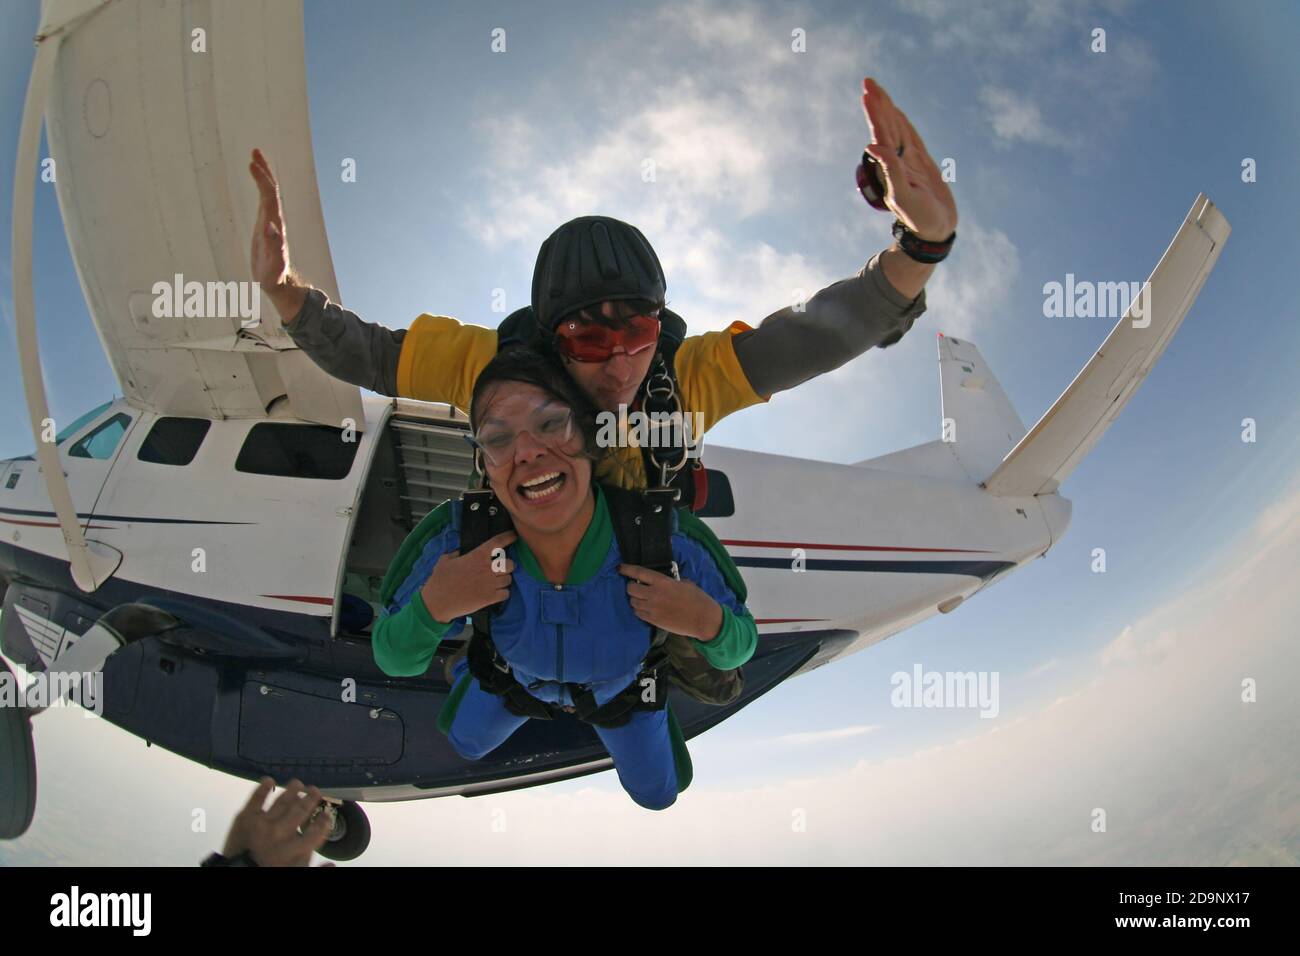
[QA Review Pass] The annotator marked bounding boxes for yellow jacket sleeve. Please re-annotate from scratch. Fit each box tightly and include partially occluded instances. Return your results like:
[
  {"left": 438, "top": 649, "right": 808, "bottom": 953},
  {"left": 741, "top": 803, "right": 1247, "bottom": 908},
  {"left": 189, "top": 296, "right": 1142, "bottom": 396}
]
[
  {"left": 673, "top": 321, "right": 770, "bottom": 433},
  {"left": 396, "top": 314, "right": 500, "bottom": 411},
  {"left": 396, "top": 313, "right": 766, "bottom": 435}
]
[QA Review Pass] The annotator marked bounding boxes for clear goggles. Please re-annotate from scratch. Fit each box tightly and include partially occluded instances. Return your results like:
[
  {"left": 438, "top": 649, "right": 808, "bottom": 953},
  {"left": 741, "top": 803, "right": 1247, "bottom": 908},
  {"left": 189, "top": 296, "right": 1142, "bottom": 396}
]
[{"left": 465, "top": 401, "right": 577, "bottom": 468}]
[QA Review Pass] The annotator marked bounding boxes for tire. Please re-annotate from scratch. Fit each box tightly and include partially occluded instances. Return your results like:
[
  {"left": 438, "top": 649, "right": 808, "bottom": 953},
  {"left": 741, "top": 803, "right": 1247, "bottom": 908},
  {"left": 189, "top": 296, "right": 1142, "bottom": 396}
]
[
  {"left": 0, "top": 657, "right": 37, "bottom": 839},
  {"left": 316, "top": 800, "right": 370, "bottom": 862}
]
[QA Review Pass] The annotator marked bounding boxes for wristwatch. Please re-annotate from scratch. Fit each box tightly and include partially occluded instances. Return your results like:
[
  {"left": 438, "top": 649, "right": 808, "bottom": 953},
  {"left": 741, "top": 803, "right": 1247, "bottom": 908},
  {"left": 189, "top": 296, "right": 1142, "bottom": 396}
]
[{"left": 891, "top": 219, "right": 956, "bottom": 264}]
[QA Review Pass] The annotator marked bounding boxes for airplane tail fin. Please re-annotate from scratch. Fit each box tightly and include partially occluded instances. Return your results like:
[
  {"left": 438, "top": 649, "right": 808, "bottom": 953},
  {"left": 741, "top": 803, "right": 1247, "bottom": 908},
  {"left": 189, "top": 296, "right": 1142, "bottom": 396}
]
[
  {"left": 983, "top": 194, "right": 1230, "bottom": 497},
  {"left": 852, "top": 334, "right": 1024, "bottom": 482},
  {"left": 937, "top": 334, "right": 1027, "bottom": 483}
]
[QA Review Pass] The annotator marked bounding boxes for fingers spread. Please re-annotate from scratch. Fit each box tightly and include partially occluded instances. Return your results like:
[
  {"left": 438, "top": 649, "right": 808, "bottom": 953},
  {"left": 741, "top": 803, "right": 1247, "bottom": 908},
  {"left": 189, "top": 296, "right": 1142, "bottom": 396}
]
[
  {"left": 242, "top": 777, "right": 276, "bottom": 816},
  {"left": 268, "top": 778, "right": 306, "bottom": 821},
  {"left": 283, "top": 785, "right": 327, "bottom": 832}
]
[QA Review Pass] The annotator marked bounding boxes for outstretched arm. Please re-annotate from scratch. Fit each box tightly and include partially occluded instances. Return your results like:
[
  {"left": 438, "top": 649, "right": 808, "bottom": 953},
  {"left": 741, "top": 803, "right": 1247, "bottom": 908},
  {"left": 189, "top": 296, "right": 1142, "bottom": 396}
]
[
  {"left": 731, "top": 252, "right": 928, "bottom": 397},
  {"left": 729, "top": 78, "right": 957, "bottom": 398},
  {"left": 248, "top": 148, "right": 407, "bottom": 396},
  {"left": 283, "top": 288, "right": 407, "bottom": 397}
]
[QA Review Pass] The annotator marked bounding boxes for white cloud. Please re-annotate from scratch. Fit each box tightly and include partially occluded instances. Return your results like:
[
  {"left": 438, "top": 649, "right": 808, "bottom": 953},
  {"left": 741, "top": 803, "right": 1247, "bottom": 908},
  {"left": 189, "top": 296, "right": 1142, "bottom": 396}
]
[
  {"left": 1099, "top": 623, "right": 1178, "bottom": 666},
  {"left": 899, "top": 0, "right": 1158, "bottom": 157},
  {"left": 979, "top": 86, "right": 1069, "bottom": 148},
  {"left": 458, "top": 0, "right": 922, "bottom": 336},
  {"left": 922, "top": 219, "right": 1020, "bottom": 340},
  {"left": 904, "top": 0, "right": 1071, "bottom": 58},
  {"left": 1026, "top": 657, "right": 1061, "bottom": 679},
  {"left": 766, "top": 724, "right": 880, "bottom": 746}
]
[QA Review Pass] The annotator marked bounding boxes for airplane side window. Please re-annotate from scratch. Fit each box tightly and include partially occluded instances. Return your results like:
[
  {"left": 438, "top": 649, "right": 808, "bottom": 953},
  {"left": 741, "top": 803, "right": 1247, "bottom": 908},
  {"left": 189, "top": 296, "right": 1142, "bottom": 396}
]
[
  {"left": 235, "top": 423, "right": 358, "bottom": 480},
  {"left": 694, "top": 469, "right": 736, "bottom": 518},
  {"left": 68, "top": 413, "right": 133, "bottom": 461},
  {"left": 138, "top": 417, "right": 211, "bottom": 466}
]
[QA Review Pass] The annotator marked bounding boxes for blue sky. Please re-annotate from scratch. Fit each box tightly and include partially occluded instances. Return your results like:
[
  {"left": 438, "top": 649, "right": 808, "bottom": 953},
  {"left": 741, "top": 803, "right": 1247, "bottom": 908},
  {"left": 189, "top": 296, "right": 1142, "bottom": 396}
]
[{"left": 2, "top": 0, "right": 1298, "bottom": 864}]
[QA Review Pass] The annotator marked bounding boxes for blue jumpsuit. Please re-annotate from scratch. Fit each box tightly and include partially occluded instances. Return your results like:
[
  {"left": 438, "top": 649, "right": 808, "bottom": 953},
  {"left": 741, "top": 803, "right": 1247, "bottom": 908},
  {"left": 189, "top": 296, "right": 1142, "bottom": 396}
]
[{"left": 382, "top": 486, "right": 755, "bottom": 810}]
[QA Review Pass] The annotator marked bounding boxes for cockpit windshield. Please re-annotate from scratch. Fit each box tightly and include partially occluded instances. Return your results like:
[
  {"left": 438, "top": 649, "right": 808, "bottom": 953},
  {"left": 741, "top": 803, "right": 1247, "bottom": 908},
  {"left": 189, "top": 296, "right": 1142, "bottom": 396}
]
[{"left": 54, "top": 400, "right": 114, "bottom": 445}]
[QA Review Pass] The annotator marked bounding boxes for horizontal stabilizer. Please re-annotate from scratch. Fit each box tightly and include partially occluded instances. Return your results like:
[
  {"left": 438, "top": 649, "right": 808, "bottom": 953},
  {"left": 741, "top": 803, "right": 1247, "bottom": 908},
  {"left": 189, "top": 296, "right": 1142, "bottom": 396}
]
[{"left": 984, "top": 194, "right": 1230, "bottom": 497}]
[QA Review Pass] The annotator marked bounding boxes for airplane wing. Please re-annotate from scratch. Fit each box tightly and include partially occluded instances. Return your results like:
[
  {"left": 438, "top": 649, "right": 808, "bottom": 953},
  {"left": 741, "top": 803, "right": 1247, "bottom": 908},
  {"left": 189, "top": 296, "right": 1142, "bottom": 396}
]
[{"left": 40, "top": 0, "right": 364, "bottom": 428}]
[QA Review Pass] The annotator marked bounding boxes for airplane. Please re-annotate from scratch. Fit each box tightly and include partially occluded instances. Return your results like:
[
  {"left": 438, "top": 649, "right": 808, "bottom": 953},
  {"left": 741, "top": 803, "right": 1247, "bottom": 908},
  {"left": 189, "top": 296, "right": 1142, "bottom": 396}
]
[{"left": 0, "top": 0, "right": 1230, "bottom": 860}]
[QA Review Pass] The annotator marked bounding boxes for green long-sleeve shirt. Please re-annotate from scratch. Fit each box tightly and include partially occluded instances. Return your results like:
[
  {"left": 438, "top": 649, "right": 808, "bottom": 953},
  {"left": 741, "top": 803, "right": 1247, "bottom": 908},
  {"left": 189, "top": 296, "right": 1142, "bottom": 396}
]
[{"left": 372, "top": 487, "right": 757, "bottom": 678}]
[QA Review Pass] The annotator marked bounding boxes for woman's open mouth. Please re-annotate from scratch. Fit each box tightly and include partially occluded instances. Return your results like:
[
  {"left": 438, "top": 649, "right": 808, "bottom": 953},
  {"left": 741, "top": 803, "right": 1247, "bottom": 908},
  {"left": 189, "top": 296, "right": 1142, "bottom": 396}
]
[{"left": 517, "top": 471, "right": 566, "bottom": 503}]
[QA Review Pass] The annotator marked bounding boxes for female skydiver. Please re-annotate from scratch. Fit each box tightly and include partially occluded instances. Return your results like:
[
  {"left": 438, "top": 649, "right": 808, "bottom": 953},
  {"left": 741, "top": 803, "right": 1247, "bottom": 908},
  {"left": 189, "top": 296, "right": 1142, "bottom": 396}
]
[{"left": 370, "top": 348, "right": 757, "bottom": 810}]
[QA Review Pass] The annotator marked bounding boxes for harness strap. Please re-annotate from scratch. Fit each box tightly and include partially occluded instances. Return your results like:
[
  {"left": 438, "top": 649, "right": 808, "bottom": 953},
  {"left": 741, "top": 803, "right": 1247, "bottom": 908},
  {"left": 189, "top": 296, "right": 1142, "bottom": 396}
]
[
  {"left": 565, "top": 630, "right": 670, "bottom": 727},
  {"left": 458, "top": 484, "right": 677, "bottom": 729},
  {"left": 461, "top": 488, "right": 512, "bottom": 636}
]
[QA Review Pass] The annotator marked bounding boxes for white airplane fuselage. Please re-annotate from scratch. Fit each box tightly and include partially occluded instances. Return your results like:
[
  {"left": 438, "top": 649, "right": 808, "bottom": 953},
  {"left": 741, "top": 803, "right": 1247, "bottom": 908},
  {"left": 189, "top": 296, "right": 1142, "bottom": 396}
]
[{"left": 0, "top": 390, "right": 1069, "bottom": 674}]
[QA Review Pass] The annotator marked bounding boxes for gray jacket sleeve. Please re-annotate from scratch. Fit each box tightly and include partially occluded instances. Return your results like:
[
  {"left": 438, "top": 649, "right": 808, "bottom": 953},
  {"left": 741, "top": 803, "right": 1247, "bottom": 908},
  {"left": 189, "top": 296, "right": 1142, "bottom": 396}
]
[
  {"left": 281, "top": 288, "right": 406, "bottom": 397},
  {"left": 730, "top": 251, "right": 928, "bottom": 397}
]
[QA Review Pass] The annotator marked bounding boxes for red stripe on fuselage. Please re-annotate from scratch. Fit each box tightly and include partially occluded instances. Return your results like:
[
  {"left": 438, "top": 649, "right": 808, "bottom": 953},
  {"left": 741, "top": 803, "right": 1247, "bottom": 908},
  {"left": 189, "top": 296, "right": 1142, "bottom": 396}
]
[
  {"left": 0, "top": 516, "right": 113, "bottom": 530},
  {"left": 261, "top": 594, "right": 335, "bottom": 606},
  {"left": 720, "top": 538, "right": 993, "bottom": 554}
]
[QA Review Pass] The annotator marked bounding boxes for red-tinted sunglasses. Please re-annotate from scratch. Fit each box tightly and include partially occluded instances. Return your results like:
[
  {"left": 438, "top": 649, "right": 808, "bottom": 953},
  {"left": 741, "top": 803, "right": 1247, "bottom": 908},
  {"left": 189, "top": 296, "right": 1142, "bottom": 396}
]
[{"left": 553, "top": 312, "right": 661, "bottom": 363}]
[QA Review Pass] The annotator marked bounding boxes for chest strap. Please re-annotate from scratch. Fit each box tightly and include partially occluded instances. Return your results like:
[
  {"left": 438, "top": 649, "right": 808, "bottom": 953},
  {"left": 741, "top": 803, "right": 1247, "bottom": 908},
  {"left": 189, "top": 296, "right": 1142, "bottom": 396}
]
[{"left": 457, "top": 485, "right": 674, "bottom": 729}]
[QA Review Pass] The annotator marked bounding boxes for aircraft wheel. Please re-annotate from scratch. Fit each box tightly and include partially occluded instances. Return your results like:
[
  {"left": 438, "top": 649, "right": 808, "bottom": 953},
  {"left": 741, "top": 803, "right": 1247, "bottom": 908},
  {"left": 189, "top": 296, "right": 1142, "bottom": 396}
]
[
  {"left": 0, "top": 657, "right": 37, "bottom": 839},
  {"left": 316, "top": 800, "right": 370, "bottom": 862}
]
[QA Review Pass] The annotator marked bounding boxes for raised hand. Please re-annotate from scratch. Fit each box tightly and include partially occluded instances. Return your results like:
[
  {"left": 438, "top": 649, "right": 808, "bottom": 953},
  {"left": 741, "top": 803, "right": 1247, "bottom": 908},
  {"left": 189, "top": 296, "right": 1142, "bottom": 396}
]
[
  {"left": 248, "top": 148, "right": 308, "bottom": 322},
  {"left": 221, "top": 777, "right": 334, "bottom": 867},
  {"left": 420, "top": 531, "right": 518, "bottom": 623},
  {"left": 861, "top": 78, "right": 958, "bottom": 242}
]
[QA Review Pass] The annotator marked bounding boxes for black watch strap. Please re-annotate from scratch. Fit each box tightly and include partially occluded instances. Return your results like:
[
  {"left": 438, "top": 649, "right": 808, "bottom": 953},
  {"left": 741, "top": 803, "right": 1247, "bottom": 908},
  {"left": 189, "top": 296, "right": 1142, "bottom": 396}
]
[{"left": 892, "top": 219, "right": 956, "bottom": 264}]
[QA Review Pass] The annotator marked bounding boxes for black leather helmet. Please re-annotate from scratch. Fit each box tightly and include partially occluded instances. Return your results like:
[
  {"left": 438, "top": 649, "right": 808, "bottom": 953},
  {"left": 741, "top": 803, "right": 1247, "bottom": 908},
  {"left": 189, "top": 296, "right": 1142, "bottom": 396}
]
[{"left": 531, "top": 216, "right": 666, "bottom": 332}]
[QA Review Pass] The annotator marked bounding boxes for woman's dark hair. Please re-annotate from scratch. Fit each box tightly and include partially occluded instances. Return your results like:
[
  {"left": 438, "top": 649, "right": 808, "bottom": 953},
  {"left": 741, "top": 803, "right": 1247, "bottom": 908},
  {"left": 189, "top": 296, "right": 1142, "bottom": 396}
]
[{"left": 469, "top": 346, "right": 604, "bottom": 466}]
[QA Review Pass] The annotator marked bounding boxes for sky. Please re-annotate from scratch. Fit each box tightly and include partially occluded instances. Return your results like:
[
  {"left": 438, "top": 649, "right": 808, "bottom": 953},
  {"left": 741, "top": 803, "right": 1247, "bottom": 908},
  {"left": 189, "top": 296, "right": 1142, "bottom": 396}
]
[{"left": 1, "top": 0, "right": 1298, "bottom": 865}]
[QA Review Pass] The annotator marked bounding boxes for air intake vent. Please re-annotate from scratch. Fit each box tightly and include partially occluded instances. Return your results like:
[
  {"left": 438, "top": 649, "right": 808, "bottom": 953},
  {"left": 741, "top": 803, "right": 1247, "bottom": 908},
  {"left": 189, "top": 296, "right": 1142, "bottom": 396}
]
[{"left": 388, "top": 417, "right": 475, "bottom": 526}]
